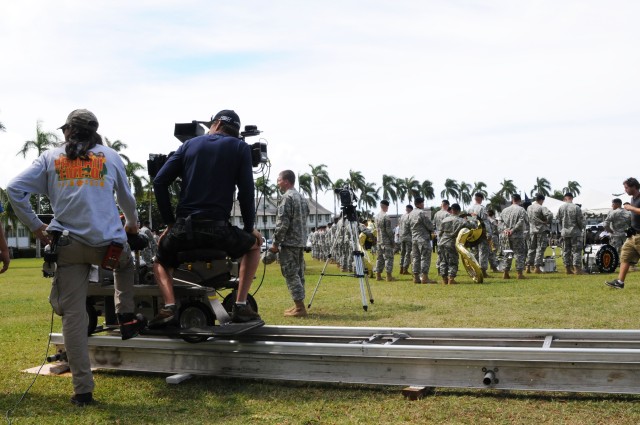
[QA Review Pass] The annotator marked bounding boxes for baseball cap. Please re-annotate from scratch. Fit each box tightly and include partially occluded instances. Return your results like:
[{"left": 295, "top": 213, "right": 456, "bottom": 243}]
[
  {"left": 211, "top": 109, "right": 241, "bottom": 130},
  {"left": 59, "top": 109, "right": 99, "bottom": 131}
]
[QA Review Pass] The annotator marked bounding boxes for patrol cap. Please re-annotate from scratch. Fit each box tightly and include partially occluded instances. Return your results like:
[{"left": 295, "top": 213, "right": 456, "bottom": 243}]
[
  {"left": 59, "top": 109, "right": 99, "bottom": 131},
  {"left": 380, "top": 199, "right": 390, "bottom": 206},
  {"left": 415, "top": 197, "right": 425, "bottom": 204},
  {"left": 211, "top": 109, "right": 241, "bottom": 130}
]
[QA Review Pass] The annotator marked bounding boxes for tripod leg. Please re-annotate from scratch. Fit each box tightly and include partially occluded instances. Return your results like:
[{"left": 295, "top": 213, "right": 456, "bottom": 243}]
[{"left": 307, "top": 255, "right": 332, "bottom": 310}]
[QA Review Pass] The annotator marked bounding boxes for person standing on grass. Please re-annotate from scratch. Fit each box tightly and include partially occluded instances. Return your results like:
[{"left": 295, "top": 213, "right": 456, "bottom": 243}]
[
  {"left": 270, "top": 170, "right": 310, "bottom": 317},
  {"left": 0, "top": 201, "right": 10, "bottom": 273},
  {"left": 606, "top": 178, "right": 640, "bottom": 289}
]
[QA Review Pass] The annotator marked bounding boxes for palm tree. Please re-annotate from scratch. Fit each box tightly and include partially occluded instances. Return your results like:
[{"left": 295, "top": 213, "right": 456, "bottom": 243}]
[
  {"left": 0, "top": 121, "right": 5, "bottom": 132},
  {"left": 381, "top": 174, "right": 399, "bottom": 214},
  {"left": 125, "top": 161, "right": 146, "bottom": 200},
  {"left": 459, "top": 181, "right": 472, "bottom": 207},
  {"left": 440, "top": 179, "right": 459, "bottom": 201},
  {"left": 104, "top": 137, "right": 131, "bottom": 165},
  {"left": 394, "top": 177, "right": 408, "bottom": 210},
  {"left": 402, "top": 177, "right": 420, "bottom": 203},
  {"left": 562, "top": 180, "right": 582, "bottom": 196},
  {"left": 497, "top": 179, "right": 517, "bottom": 198},
  {"left": 331, "top": 178, "right": 347, "bottom": 217},
  {"left": 0, "top": 187, "right": 20, "bottom": 250},
  {"left": 255, "top": 176, "right": 275, "bottom": 234},
  {"left": 472, "top": 181, "right": 488, "bottom": 199},
  {"left": 346, "top": 170, "right": 367, "bottom": 196},
  {"left": 488, "top": 192, "right": 508, "bottom": 211},
  {"left": 359, "top": 182, "right": 380, "bottom": 212},
  {"left": 16, "top": 121, "right": 60, "bottom": 257},
  {"left": 421, "top": 180, "right": 435, "bottom": 202},
  {"left": 298, "top": 173, "right": 313, "bottom": 199},
  {"left": 530, "top": 177, "right": 552, "bottom": 197},
  {"left": 309, "top": 164, "right": 332, "bottom": 229}
]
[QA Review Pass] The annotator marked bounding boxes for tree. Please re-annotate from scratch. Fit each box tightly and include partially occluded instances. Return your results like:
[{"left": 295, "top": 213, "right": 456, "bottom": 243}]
[
  {"left": 440, "top": 179, "right": 459, "bottom": 201},
  {"left": 298, "top": 173, "right": 313, "bottom": 199},
  {"left": 498, "top": 179, "right": 517, "bottom": 198},
  {"left": 472, "top": 181, "right": 488, "bottom": 199},
  {"left": 381, "top": 174, "right": 399, "bottom": 214},
  {"left": 331, "top": 178, "right": 347, "bottom": 217},
  {"left": 459, "top": 181, "right": 472, "bottom": 207},
  {"left": 255, "top": 176, "right": 275, "bottom": 234},
  {"left": 104, "top": 137, "right": 131, "bottom": 165},
  {"left": 530, "top": 177, "right": 552, "bottom": 197},
  {"left": 309, "top": 164, "right": 332, "bottom": 229},
  {"left": 0, "top": 187, "right": 20, "bottom": 250},
  {"left": 125, "top": 161, "right": 146, "bottom": 200},
  {"left": 563, "top": 180, "right": 582, "bottom": 196},
  {"left": 402, "top": 177, "right": 420, "bottom": 203},
  {"left": 16, "top": 121, "right": 60, "bottom": 257},
  {"left": 488, "top": 192, "right": 508, "bottom": 212},
  {"left": 346, "top": 170, "right": 367, "bottom": 196},
  {"left": 359, "top": 182, "right": 380, "bottom": 212},
  {"left": 394, "top": 177, "right": 407, "bottom": 209},
  {"left": 421, "top": 180, "right": 435, "bottom": 202}
]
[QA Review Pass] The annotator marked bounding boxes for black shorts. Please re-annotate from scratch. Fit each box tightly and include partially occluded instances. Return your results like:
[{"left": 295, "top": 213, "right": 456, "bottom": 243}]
[{"left": 156, "top": 220, "right": 257, "bottom": 268}]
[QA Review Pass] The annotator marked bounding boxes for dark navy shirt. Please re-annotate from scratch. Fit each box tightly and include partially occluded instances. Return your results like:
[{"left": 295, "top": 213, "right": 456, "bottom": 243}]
[
  {"left": 632, "top": 195, "right": 640, "bottom": 231},
  {"left": 154, "top": 133, "right": 255, "bottom": 232}
]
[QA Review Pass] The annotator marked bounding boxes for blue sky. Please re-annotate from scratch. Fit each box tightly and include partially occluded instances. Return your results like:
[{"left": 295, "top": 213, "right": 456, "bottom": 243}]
[{"left": 1, "top": 0, "right": 639, "bottom": 212}]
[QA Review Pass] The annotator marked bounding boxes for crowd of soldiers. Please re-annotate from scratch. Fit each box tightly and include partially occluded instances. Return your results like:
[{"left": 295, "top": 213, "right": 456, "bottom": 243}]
[{"left": 306, "top": 191, "right": 634, "bottom": 282}]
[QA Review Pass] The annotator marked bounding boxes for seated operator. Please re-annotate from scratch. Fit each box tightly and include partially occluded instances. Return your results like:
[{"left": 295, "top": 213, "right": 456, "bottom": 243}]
[{"left": 149, "top": 109, "right": 263, "bottom": 327}]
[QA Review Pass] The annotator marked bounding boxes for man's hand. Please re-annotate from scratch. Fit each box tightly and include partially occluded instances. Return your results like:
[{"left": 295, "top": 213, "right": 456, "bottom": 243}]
[
  {"left": 125, "top": 223, "right": 139, "bottom": 234},
  {"left": 252, "top": 229, "right": 263, "bottom": 248},
  {"left": 0, "top": 250, "right": 9, "bottom": 274},
  {"left": 34, "top": 224, "right": 51, "bottom": 246}
]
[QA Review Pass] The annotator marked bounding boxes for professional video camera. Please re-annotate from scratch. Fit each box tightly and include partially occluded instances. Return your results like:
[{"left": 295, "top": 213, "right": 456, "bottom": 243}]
[
  {"left": 338, "top": 186, "right": 358, "bottom": 222},
  {"left": 147, "top": 120, "right": 268, "bottom": 178}
]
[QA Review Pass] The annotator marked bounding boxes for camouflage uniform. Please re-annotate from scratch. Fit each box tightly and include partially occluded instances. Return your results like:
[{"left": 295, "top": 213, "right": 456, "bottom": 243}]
[
  {"left": 500, "top": 203, "right": 528, "bottom": 272},
  {"left": 374, "top": 209, "right": 395, "bottom": 274},
  {"left": 139, "top": 225, "right": 157, "bottom": 265},
  {"left": 467, "top": 203, "right": 492, "bottom": 272},
  {"left": 433, "top": 209, "right": 450, "bottom": 271},
  {"left": 604, "top": 207, "right": 631, "bottom": 254},
  {"left": 273, "top": 188, "right": 310, "bottom": 302},
  {"left": 398, "top": 212, "right": 413, "bottom": 271},
  {"left": 557, "top": 201, "right": 584, "bottom": 269},
  {"left": 409, "top": 207, "right": 434, "bottom": 275},
  {"left": 438, "top": 214, "right": 476, "bottom": 278},
  {"left": 526, "top": 202, "right": 553, "bottom": 268}
]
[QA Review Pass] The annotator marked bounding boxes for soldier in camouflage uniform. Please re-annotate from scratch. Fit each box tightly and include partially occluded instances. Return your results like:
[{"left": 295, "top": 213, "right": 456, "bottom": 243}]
[
  {"left": 438, "top": 203, "right": 476, "bottom": 284},
  {"left": 398, "top": 205, "right": 413, "bottom": 275},
  {"left": 433, "top": 200, "right": 450, "bottom": 273},
  {"left": 139, "top": 220, "right": 157, "bottom": 266},
  {"left": 604, "top": 198, "right": 631, "bottom": 255},
  {"left": 409, "top": 197, "right": 437, "bottom": 284},
  {"left": 374, "top": 200, "right": 396, "bottom": 281},
  {"left": 557, "top": 192, "right": 585, "bottom": 275},
  {"left": 467, "top": 193, "right": 493, "bottom": 278},
  {"left": 526, "top": 194, "right": 553, "bottom": 274},
  {"left": 270, "top": 170, "right": 310, "bottom": 317},
  {"left": 500, "top": 194, "right": 529, "bottom": 279},
  {"left": 486, "top": 209, "right": 500, "bottom": 272}
]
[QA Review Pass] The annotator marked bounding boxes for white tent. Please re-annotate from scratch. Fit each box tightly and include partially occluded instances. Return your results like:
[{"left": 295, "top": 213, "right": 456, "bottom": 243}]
[{"left": 574, "top": 190, "right": 616, "bottom": 214}]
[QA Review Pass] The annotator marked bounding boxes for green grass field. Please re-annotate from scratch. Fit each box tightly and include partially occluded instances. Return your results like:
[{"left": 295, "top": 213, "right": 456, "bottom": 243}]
[{"left": 2, "top": 255, "right": 640, "bottom": 424}]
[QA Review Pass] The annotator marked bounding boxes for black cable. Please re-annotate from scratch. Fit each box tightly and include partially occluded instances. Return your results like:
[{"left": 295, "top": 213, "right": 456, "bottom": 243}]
[{"left": 5, "top": 308, "right": 56, "bottom": 425}]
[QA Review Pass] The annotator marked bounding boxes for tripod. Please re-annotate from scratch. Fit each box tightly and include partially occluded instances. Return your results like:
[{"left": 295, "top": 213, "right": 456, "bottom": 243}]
[{"left": 308, "top": 207, "right": 374, "bottom": 311}]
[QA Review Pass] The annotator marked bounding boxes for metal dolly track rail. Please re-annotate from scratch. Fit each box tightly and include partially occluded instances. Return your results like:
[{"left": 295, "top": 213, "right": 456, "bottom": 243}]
[{"left": 50, "top": 326, "right": 640, "bottom": 394}]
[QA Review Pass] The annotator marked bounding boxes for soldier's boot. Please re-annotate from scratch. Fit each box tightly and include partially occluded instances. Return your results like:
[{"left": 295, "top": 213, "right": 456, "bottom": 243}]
[
  {"left": 565, "top": 265, "right": 574, "bottom": 275},
  {"left": 574, "top": 267, "right": 587, "bottom": 275},
  {"left": 421, "top": 273, "right": 437, "bottom": 284},
  {"left": 534, "top": 266, "right": 543, "bottom": 274},
  {"left": 284, "top": 300, "right": 307, "bottom": 318},
  {"left": 517, "top": 271, "right": 526, "bottom": 279},
  {"left": 386, "top": 272, "right": 396, "bottom": 282},
  {"left": 482, "top": 268, "right": 489, "bottom": 278},
  {"left": 491, "top": 264, "right": 500, "bottom": 273},
  {"left": 448, "top": 276, "right": 459, "bottom": 285},
  {"left": 399, "top": 267, "right": 404, "bottom": 275},
  {"left": 525, "top": 265, "right": 531, "bottom": 274},
  {"left": 413, "top": 274, "right": 422, "bottom": 284},
  {"left": 284, "top": 305, "right": 297, "bottom": 314},
  {"left": 376, "top": 272, "right": 383, "bottom": 281},
  {"left": 503, "top": 271, "right": 511, "bottom": 279},
  {"left": 442, "top": 275, "right": 448, "bottom": 285}
]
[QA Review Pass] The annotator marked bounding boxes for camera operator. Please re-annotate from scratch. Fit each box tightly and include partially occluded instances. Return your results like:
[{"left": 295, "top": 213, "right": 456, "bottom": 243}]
[
  {"left": 150, "top": 109, "right": 262, "bottom": 326},
  {"left": 269, "top": 170, "right": 310, "bottom": 317},
  {"left": 7, "top": 109, "right": 145, "bottom": 406},
  {"left": 606, "top": 177, "right": 640, "bottom": 289}
]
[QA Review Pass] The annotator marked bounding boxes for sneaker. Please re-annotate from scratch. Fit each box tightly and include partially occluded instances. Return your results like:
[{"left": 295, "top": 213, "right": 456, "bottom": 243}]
[
  {"left": 231, "top": 303, "right": 261, "bottom": 323},
  {"left": 118, "top": 313, "right": 147, "bottom": 340},
  {"left": 148, "top": 305, "right": 177, "bottom": 328},
  {"left": 70, "top": 392, "right": 94, "bottom": 407},
  {"left": 605, "top": 279, "right": 624, "bottom": 289}
]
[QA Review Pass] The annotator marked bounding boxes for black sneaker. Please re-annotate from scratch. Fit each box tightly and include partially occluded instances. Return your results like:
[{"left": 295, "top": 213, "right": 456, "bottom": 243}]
[
  {"left": 118, "top": 313, "right": 147, "bottom": 340},
  {"left": 231, "top": 304, "right": 261, "bottom": 323},
  {"left": 70, "top": 392, "right": 94, "bottom": 407},
  {"left": 605, "top": 279, "right": 624, "bottom": 289},
  {"left": 148, "top": 305, "right": 177, "bottom": 328}
]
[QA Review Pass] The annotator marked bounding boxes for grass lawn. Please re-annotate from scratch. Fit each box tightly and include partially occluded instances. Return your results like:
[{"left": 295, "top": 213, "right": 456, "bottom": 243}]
[{"left": 2, "top": 255, "right": 640, "bottom": 424}]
